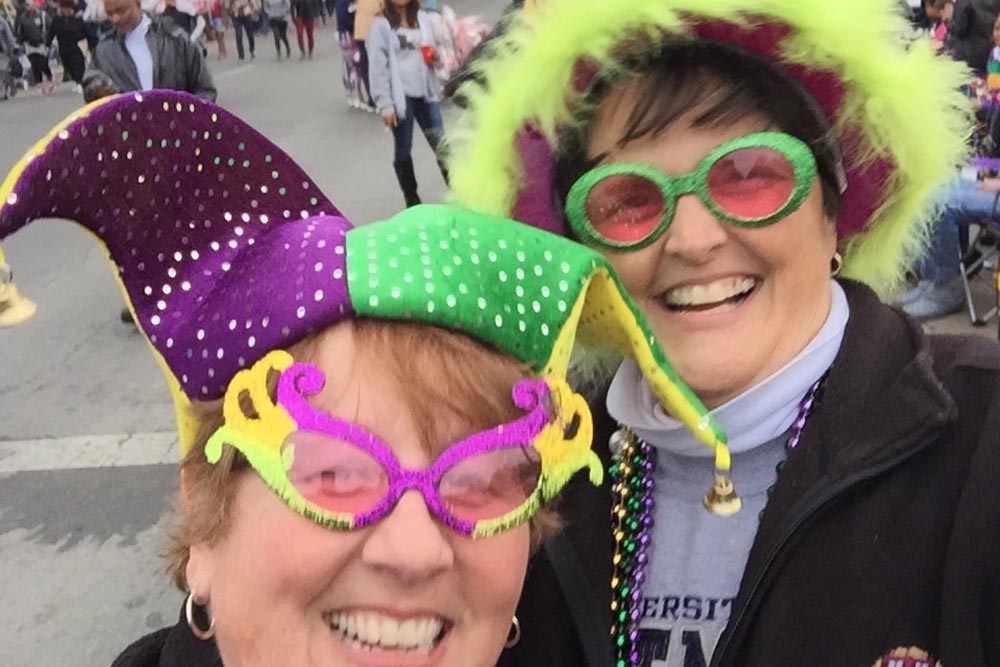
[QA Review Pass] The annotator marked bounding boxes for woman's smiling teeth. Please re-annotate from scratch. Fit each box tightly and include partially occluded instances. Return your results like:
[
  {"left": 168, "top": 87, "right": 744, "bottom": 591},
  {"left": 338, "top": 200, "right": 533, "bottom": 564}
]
[
  {"left": 325, "top": 610, "right": 445, "bottom": 653},
  {"left": 662, "top": 277, "right": 758, "bottom": 311}
]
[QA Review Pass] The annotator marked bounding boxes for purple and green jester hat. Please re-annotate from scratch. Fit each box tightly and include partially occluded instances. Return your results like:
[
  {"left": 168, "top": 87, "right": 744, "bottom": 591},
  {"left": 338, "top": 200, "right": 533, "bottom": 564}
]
[{"left": 0, "top": 90, "right": 728, "bottom": 538}]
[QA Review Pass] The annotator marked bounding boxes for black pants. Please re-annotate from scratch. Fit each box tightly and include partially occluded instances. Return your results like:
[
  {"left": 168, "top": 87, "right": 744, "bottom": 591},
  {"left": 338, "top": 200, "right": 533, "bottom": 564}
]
[
  {"left": 357, "top": 40, "right": 371, "bottom": 104},
  {"left": 269, "top": 17, "right": 290, "bottom": 55},
  {"left": 232, "top": 15, "right": 256, "bottom": 59},
  {"left": 26, "top": 52, "right": 52, "bottom": 82},
  {"left": 60, "top": 47, "right": 85, "bottom": 84}
]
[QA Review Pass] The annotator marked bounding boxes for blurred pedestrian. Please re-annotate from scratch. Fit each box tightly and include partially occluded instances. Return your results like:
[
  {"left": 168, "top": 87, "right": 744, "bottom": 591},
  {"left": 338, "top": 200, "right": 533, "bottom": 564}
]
[
  {"left": 82, "top": 0, "right": 110, "bottom": 51},
  {"left": 207, "top": 0, "right": 226, "bottom": 57},
  {"left": 334, "top": 0, "right": 366, "bottom": 106},
  {"left": 261, "top": 0, "right": 288, "bottom": 58},
  {"left": 83, "top": 0, "right": 216, "bottom": 101},
  {"left": 225, "top": 0, "right": 255, "bottom": 59},
  {"left": 368, "top": 0, "right": 446, "bottom": 207},
  {"left": 944, "top": 0, "right": 1000, "bottom": 73},
  {"left": 51, "top": 0, "right": 86, "bottom": 92},
  {"left": 0, "top": 8, "right": 18, "bottom": 98},
  {"left": 160, "top": 0, "right": 195, "bottom": 32},
  {"left": 289, "top": 0, "right": 312, "bottom": 58},
  {"left": 353, "top": 0, "right": 380, "bottom": 110},
  {"left": 17, "top": 0, "right": 55, "bottom": 95},
  {"left": 925, "top": 0, "right": 955, "bottom": 45}
]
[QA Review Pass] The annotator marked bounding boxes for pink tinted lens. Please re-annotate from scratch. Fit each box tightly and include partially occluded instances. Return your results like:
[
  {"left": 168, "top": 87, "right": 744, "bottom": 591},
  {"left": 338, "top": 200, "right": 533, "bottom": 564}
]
[
  {"left": 282, "top": 431, "right": 388, "bottom": 515},
  {"left": 706, "top": 146, "right": 796, "bottom": 220},
  {"left": 585, "top": 174, "right": 666, "bottom": 243},
  {"left": 438, "top": 447, "right": 542, "bottom": 523}
]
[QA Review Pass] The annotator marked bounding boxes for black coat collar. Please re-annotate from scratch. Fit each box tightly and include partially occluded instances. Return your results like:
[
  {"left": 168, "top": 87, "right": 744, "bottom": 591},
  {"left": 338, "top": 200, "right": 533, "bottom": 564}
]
[{"left": 112, "top": 605, "right": 221, "bottom": 667}]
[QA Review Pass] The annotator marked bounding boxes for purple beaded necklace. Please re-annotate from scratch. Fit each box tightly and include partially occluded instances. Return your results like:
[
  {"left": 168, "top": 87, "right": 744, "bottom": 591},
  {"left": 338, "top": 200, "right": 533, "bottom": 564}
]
[{"left": 608, "top": 376, "right": 826, "bottom": 667}]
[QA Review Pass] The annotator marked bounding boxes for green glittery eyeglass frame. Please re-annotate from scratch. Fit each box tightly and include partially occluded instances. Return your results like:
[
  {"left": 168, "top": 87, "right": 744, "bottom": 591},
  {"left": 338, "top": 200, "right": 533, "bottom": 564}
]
[{"left": 564, "top": 132, "right": 819, "bottom": 252}]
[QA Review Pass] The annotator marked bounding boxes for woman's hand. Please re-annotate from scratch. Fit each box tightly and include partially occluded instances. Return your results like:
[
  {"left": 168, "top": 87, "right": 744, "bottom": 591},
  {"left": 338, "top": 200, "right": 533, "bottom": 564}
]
[{"left": 381, "top": 110, "right": 398, "bottom": 128}]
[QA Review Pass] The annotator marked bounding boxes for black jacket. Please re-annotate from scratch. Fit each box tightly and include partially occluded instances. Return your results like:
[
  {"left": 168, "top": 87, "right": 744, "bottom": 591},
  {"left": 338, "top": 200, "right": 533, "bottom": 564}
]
[
  {"left": 112, "top": 606, "right": 221, "bottom": 667},
  {"left": 945, "top": 0, "right": 1000, "bottom": 73},
  {"left": 500, "top": 280, "right": 1000, "bottom": 667},
  {"left": 16, "top": 9, "right": 51, "bottom": 47},
  {"left": 82, "top": 16, "right": 216, "bottom": 103},
  {"left": 48, "top": 14, "right": 86, "bottom": 54},
  {"left": 290, "top": 0, "right": 314, "bottom": 20}
]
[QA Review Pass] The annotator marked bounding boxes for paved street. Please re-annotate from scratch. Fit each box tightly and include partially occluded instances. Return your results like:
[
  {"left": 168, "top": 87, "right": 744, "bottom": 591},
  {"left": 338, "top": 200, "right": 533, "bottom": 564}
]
[
  {"left": 1, "top": 2, "right": 998, "bottom": 664},
  {"left": 0, "top": 2, "right": 502, "bottom": 665}
]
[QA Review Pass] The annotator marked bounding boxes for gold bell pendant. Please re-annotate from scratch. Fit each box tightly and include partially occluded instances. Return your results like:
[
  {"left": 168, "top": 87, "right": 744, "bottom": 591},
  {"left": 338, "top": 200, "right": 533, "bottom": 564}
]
[
  {"left": 703, "top": 472, "right": 742, "bottom": 516},
  {"left": 0, "top": 281, "right": 37, "bottom": 328}
]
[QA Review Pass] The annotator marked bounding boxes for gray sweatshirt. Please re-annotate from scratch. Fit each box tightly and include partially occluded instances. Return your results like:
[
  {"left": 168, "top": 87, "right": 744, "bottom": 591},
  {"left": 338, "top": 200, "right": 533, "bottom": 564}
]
[
  {"left": 367, "top": 11, "right": 442, "bottom": 117},
  {"left": 262, "top": 0, "right": 290, "bottom": 20}
]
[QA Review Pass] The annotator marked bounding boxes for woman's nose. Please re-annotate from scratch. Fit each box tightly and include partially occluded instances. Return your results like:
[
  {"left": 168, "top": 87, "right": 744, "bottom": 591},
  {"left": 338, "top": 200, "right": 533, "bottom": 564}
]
[
  {"left": 661, "top": 194, "right": 729, "bottom": 264},
  {"left": 361, "top": 490, "right": 455, "bottom": 583}
]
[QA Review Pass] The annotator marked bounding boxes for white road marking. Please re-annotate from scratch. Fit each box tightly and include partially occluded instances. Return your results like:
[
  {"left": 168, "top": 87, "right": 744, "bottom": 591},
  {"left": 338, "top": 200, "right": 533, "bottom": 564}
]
[{"left": 0, "top": 432, "right": 178, "bottom": 473}]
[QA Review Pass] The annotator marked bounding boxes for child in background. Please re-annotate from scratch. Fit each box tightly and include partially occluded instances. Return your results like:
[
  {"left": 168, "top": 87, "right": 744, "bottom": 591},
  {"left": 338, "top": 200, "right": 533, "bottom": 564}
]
[
  {"left": 334, "top": 0, "right": 369, "bottom": 108},
  {"left": 925, "top": 0, "right": 954, "bottom": 46}
]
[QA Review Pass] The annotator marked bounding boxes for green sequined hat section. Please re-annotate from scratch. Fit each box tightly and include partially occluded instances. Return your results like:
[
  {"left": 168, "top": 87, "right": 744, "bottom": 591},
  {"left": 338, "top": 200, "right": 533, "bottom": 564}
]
[
  {"left": 346, "top": 205, "right": 727, "bottom": 462},
  {"left": 346, "top": 205, "right": 603, "bottom": 371}
]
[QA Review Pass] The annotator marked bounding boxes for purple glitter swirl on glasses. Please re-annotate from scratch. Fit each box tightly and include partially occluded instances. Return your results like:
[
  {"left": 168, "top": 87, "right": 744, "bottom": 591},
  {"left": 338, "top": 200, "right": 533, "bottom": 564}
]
[{"left": 276, "top": 362, "right": 554, "bottom": 535}]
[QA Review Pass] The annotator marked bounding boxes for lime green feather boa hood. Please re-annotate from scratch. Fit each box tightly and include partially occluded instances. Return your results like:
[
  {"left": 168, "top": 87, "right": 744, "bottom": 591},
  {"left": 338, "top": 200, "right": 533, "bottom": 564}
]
[{"left": 447, "top": 0, "right": 973, "bottom": 293}]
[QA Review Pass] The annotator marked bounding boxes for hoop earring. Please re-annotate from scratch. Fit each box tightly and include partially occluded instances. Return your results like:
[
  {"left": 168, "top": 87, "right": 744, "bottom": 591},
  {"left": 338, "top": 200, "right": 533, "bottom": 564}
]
[
  {"left": 185, "top": 593, "right": 216, "bottom": 641},
  {"left": 505, "top": 616, "right": 521, "bottom": 648},
  {"left": 830, "top": 252, "right": 843, "bottom": 277}
]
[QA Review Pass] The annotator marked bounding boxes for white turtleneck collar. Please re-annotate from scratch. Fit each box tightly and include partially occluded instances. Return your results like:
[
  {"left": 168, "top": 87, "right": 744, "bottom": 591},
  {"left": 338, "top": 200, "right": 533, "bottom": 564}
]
[{"left": 606, "top": 281, "right": 850, "bottom": 457}]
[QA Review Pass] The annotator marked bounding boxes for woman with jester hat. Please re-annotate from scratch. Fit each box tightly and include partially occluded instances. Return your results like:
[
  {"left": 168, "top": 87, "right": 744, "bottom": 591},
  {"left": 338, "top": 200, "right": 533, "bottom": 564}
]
[
  {"left": 0, "top": 90, "right": 721, "bottom": 667},
  {"left": 447, "top": 0, "right": 1000, "bottom": 666}
]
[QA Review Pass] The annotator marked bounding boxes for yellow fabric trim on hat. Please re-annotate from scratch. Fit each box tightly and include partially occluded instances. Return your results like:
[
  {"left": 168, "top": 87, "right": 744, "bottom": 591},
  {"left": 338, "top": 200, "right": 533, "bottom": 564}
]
[
  {"left": 551, "top": 266, "right": 729, "bottom": 468},
  {"left": 0, "top": 94, "right": 207, "bottom": 453},
  {"left": 219, "top": 350, "right": 296, "bottom": 453},
  {"left": 535, "top": 376, "right": 603, "bottom": 490}
]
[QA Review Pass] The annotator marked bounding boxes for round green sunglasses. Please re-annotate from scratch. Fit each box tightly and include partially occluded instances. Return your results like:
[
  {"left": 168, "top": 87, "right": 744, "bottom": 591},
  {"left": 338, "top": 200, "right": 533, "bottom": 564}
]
[{"left": 564, "top": 132, "right": 818, "bottom": 251}]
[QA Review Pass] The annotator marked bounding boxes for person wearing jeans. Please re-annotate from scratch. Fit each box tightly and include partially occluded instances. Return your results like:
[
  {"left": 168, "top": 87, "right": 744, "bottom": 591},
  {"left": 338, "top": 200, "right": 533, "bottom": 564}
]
[
  {"left": 368, "top": 0, "right": 447, "bottom": 207},
  {"left": 226, "top": 0, "right": 257, "bottom": 60},
  {"left": 899, "top": 174, "right": 1000, "bottom": 319}
]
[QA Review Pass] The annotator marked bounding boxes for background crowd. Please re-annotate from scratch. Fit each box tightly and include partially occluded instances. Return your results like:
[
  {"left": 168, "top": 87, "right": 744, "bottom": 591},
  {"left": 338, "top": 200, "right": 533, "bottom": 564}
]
[{"left": 896, "top": 0, "right": 1000, "bottom": 320}]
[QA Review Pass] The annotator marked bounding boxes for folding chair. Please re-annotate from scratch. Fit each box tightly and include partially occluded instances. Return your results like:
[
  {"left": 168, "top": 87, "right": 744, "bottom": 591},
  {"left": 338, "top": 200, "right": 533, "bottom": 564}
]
[{"left": 957, "top": 220, "right": 1000, "bottom": 327}]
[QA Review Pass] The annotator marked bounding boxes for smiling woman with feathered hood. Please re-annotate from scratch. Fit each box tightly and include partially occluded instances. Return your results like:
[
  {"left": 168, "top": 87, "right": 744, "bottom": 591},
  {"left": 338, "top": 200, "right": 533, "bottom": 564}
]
[{"left": 447, "top": 1, "right": 1000, "bottom": 666}]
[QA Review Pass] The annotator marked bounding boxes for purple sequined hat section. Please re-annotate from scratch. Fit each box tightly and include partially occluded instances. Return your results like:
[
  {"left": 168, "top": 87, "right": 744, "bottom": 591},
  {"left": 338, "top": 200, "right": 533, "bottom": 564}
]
[{"left": 0, "top": 90, "right": 353, "bottom": 400}]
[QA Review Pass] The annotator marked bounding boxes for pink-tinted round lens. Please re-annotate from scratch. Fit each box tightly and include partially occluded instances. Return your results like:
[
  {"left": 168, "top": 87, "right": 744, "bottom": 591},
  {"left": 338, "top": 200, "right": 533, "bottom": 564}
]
[
  {"left": 706, "top": 147, "right": 796, "bottom": 220},
  {"left": 283, "top": 431, "right": 388, "bottom": 515},
  {"left": 438, "top": 447, "right": 542, "bottom": 523},
  {"left": 585, "top": 174, "right": 666, "bottom": 243}
]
